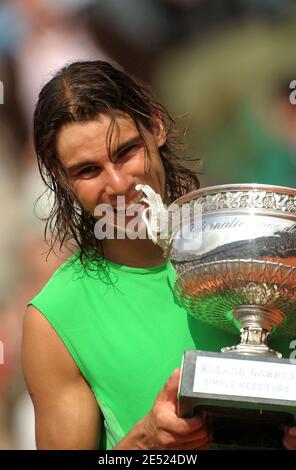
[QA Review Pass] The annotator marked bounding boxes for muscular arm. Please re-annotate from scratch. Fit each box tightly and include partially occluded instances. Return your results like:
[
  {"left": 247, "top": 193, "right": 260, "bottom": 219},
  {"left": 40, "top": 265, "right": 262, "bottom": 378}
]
[
  {"left": 22, "top": 306, "right": 210, "bottom": 450},
  {"left": 22, "top": 305, "right": 101, "bottom": 450}
]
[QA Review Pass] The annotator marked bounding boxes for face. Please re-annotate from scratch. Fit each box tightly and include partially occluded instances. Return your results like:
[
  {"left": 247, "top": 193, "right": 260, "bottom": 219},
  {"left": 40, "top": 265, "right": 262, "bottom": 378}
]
[{"left": 56, "top": 114, "right": 166, "bottom": 232}]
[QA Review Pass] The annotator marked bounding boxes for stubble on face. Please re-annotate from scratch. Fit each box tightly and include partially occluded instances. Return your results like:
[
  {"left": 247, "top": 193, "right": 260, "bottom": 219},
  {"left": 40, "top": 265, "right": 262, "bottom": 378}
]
[{"left": 56, "top": 114, "right": 167, "bottom": 214}]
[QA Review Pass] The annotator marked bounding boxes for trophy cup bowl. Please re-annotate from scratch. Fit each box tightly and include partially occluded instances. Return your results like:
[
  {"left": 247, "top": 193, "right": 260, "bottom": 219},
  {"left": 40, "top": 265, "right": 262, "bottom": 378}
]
[{"left": 136, "top": 183, "right": 296, "bottom": 449}]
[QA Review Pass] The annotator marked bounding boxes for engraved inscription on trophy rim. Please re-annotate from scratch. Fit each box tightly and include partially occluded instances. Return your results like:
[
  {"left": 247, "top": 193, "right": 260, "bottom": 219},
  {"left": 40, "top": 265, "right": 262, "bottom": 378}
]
[
  {"left": 193, "top": 190, "right": 296, "bottom": 215},
  {"left": 199, "top": 217, "right": 296, "bottom": 233}
]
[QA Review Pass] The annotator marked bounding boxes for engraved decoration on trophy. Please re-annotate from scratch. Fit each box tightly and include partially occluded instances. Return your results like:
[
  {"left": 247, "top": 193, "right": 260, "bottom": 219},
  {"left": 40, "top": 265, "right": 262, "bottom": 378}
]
[{"left": 136, "top": 183, "right": 296, "bottom": 449}]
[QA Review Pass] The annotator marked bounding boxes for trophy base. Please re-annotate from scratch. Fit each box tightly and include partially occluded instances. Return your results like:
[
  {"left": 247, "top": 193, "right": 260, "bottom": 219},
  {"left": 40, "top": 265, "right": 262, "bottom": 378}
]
[
  {"left": 178, "top": 350, "right": 296, "bottom": 449},
  {"left": 221, "top": 343, "right": 281, "bottom": 358}
]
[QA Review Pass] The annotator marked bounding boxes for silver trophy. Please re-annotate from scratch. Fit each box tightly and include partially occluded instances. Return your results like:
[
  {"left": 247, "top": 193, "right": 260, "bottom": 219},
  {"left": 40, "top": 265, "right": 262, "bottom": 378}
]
[{"left": 136, "top": 183, "right": 296, "bottom": 449}]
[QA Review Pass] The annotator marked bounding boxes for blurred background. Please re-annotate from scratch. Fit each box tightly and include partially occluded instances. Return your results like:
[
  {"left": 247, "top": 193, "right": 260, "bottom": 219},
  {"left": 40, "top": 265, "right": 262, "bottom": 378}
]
[{"left": 0, "top": 0, "right": 295, "bottom": 449}]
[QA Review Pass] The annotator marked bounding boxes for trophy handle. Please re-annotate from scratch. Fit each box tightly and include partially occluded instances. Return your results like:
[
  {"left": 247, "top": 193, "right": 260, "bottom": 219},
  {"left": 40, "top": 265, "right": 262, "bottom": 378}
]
[{"left": 135, "top": 184, "right": 171, "bottom": 255}]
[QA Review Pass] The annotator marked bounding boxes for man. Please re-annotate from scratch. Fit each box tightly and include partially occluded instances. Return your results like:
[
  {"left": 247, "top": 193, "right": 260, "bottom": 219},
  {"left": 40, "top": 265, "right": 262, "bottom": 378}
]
[{"left": 22, "top": 61, "right": 296, "bottom": 450}]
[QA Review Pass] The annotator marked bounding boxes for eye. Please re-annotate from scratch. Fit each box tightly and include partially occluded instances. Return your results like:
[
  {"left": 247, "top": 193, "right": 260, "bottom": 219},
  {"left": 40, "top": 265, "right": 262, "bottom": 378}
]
[
  {"left": 77, "top": 166, "right": 100, "bottom": 178},
  {"left": 117, "top": 144, "right": 141, "bottom": 160}
]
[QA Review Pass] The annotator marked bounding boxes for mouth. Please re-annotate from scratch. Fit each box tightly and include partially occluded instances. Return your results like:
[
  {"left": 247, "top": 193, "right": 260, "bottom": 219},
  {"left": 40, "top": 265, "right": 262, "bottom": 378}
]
[{"left": 113, "top": 190, "right": 147, "bottom": 213}]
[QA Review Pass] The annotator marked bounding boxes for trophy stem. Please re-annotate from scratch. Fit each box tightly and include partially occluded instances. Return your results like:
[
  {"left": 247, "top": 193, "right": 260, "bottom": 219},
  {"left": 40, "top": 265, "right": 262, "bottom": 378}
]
[{"left": 221, "top": 305, "right": 285, "bottom": 358}]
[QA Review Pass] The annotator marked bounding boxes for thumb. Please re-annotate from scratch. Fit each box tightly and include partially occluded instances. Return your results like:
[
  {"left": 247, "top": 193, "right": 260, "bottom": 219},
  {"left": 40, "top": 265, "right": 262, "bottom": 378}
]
[{"left": 157, "top": 368, "right": 181, "bottom": 405}]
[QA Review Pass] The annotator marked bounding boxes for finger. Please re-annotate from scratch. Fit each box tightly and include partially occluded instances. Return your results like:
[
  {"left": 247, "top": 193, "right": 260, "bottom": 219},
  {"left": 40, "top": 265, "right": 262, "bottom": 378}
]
[
  {"left": 157, "top": 368, "right": 180, "bottom": 404},
  {"left": 159, "top": 423, "right": 211, "bottom": 449},
  {"left": 286, "top": 426, "right": 296, "bottom": 437},
  {"left": 176, "top": 408, "right": 208, "bottom": 434},
  {"left": 158, "top": 411, "right": 207, "bottom": 436},
  {"left": 194, "top": 441, "right": 211, "bottom": 451},
  {"left": 171, "top": 422, "right": 210, "bottom": 442},
  {"left": 169, "top": 434, "right": 212, "bottom": 451},
  {"left": 283, "top": 435, "right": 296, "bottom": 450},
  {"left": 282, "top": 426, "right": 296, "bottom": 450},
  {"left": 198, "top": 409, "right": 208, "bottom": 421}
]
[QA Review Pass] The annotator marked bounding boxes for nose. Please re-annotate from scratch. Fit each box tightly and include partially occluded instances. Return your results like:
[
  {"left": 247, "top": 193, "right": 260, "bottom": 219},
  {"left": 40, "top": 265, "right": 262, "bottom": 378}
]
[{"left": 104, "top": 164, "right": 135, "bottom": 197}]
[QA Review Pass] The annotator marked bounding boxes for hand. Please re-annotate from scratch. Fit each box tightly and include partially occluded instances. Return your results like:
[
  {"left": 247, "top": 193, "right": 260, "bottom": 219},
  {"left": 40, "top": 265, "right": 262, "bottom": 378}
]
[
  {"left": 282, "top": 425, "right": 296, "bottom": 450},
  {"left": 138, "top": 368, "right": 212, "bottom": 450}
]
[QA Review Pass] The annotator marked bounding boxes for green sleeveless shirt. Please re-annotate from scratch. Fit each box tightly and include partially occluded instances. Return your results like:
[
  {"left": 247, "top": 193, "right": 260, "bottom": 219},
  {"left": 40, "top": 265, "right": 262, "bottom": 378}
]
[{"left": 29, "top": 254, "right": 289, "bottom": 449}]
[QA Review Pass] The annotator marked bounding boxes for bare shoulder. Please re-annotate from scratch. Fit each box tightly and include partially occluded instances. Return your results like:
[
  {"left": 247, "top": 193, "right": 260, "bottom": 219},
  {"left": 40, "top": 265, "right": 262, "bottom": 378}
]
[
  {"left": 22, "top": 304, "right": 81, "bottom": 381},
  {"left": 22, "top": 304, "right": 101, "bottom": 449}
]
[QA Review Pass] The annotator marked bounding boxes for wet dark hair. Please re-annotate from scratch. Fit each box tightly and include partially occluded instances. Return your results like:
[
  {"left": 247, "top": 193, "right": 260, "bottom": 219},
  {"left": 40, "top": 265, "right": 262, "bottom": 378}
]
[{"left": 33, "top": 60, "right": 200, "bottom": 268}]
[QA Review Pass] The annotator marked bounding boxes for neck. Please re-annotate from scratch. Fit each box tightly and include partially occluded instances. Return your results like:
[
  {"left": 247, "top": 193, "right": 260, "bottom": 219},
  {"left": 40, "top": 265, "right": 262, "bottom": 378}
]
[{"left": 101, "top": 238, "right": 166, "bottom": 268}]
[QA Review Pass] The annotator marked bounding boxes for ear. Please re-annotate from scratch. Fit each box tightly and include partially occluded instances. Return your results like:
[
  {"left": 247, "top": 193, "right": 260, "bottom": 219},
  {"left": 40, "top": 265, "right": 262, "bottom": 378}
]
[{"left": 152, "top": 116, "right": 167, "bottom": 147}]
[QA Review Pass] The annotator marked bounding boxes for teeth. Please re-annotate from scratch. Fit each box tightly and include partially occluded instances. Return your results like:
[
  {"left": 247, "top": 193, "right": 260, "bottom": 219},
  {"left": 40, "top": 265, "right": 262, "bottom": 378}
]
[
  {"left": 116, "top": 191, "right": 146, "bottom": 210},
  {"left": 129, "top": 191, "right": 147, "bottom": 205}
]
